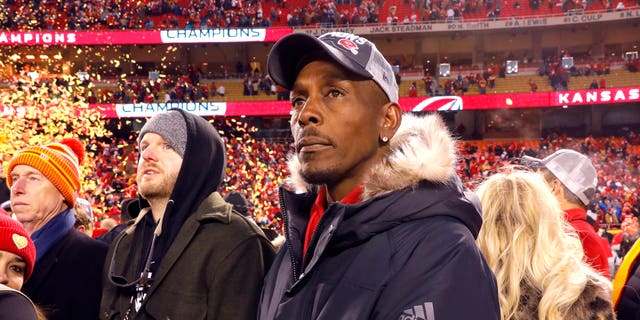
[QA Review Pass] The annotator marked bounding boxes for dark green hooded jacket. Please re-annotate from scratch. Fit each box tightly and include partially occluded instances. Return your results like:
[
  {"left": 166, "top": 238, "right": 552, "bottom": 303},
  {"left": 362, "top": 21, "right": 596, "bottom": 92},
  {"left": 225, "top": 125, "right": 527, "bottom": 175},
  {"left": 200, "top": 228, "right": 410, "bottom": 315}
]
[{"left": 100, "top": 109, "right": 276, "bottom": 319}]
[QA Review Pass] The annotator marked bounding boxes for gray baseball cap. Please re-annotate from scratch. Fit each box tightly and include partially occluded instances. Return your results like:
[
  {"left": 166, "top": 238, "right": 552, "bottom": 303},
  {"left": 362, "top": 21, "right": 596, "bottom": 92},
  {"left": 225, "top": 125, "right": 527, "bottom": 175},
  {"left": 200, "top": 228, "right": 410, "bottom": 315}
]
[
  {"left": 267, "top": 32, "right": 398, "bottom": 103},
  {"left": 522, "top": 149, "right": 597, "bottom": 206}
]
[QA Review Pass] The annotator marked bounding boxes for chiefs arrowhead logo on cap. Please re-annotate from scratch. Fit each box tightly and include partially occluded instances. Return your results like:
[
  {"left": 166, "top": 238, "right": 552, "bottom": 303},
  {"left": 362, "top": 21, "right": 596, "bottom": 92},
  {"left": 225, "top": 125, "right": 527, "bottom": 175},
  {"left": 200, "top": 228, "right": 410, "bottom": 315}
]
[
  {"left": 12, "top": 233, "right": 28, "bottom": 250},
  {"left": 337, "top": 39, "right": 359, "bottom": 55}
]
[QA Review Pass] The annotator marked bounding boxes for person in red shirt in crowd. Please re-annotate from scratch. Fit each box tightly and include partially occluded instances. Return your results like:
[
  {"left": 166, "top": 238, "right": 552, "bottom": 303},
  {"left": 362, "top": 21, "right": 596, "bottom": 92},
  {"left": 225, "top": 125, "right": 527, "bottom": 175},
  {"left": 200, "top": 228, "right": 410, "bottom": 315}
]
[
  {"left": 478, "top": 78, "right": 487, "bottom": 94},
  {"left": 523, "top": 149, "right": 611, "bottom": 278},
  {"left": 408, "top": 81, "right": 417, "bottom": 97},
  {"left": 143, "top": 92, "right": 154, "bottom": 103},
  {"left": 528, "top": 78, "right": 538, "bottom": 92},
  {"left": 599, "top": 77, "right": 606, "bottom": 89},
  {"left": 210, "top": 81, "right": 217, "bottom": 97}
]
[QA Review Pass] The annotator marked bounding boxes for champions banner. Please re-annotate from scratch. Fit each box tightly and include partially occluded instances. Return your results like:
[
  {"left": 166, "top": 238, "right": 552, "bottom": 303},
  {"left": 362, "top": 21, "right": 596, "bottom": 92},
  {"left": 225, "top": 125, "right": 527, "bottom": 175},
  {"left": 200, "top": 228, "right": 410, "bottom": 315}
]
[
  {"left": 0, "top": 28, "right": 292, "bottom": 46},
  {"left": 1, "top": 86, "right": 637, "bottom": 118}
]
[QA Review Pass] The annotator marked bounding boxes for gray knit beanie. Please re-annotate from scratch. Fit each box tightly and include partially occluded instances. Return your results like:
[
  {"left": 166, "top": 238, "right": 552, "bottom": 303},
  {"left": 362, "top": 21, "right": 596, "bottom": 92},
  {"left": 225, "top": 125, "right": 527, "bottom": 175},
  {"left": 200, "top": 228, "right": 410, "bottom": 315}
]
[{"left": 139, "top": 110, "right": 188, "bottom": 157}]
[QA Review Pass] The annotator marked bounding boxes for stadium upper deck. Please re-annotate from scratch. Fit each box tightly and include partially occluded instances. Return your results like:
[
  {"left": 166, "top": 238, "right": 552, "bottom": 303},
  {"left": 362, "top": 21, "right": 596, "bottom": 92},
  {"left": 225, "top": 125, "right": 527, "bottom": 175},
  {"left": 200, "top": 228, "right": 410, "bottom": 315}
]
[
  {"left": 0, "top": 0, "right": 638, "bottom": 126},
  {"left": 2, "top": 0, "right": 638, "bottom": 30}
]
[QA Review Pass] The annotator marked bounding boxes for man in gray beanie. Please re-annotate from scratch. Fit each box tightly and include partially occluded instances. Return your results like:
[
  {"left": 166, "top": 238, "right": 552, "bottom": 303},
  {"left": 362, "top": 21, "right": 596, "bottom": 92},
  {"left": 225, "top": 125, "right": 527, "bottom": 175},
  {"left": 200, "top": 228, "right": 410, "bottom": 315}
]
[{"left": 101, "top": 109, "right": 276, "bottom": 320}]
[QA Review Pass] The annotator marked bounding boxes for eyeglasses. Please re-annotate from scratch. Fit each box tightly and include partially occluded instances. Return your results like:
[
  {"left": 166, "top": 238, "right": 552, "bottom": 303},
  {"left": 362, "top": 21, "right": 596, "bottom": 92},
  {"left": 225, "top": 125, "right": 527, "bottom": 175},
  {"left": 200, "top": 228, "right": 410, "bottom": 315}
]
[{"left": 107, "top": 231, "right": 158, "bottom": 288}]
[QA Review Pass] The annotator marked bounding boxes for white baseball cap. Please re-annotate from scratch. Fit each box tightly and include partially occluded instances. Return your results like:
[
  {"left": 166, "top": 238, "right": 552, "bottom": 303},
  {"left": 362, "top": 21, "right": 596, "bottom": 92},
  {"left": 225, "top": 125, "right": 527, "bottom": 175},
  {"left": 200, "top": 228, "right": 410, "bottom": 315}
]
[{"left": 522, "top": 149, "right": 597, "bottom": 206}]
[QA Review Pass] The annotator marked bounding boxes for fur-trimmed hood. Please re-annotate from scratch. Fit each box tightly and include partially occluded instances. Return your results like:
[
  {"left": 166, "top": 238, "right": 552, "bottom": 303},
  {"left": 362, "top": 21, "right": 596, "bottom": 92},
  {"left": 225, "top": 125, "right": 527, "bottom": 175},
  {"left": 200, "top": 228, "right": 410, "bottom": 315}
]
[
  {"left": 516, "top": 278, "right": 614, "bottom": 320},
  {"left": 286, "top": 113, "right": 457, "bottom": 199},
  {"left": 280, "top": 113, "right": 483, "bottom": 249}
]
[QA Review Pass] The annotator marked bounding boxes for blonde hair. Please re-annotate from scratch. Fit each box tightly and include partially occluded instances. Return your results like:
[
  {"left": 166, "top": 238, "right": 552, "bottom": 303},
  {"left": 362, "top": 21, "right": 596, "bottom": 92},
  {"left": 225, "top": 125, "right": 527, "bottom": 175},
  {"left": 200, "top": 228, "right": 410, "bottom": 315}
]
[
  {"left": 73, "top": 203, "right": 93, "bottom": 232},
  {"left": 476, "top": 169, "right": 611, "bottom": 320},
  {"left": 100, "top": 218, "right": 118, "bottom": 231}
]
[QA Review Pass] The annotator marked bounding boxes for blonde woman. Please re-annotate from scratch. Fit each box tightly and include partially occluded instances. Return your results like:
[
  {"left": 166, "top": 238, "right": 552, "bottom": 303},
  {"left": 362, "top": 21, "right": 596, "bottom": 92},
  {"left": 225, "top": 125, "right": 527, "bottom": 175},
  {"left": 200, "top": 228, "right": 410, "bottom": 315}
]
[{"left": 476, "top": 169, "right": 614, "bottom": 320}]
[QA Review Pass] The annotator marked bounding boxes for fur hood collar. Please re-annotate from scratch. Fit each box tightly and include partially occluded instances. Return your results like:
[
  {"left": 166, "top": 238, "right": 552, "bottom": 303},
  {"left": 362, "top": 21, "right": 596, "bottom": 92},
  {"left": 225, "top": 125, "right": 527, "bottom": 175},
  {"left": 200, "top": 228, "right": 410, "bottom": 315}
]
[
  {"left": 517, "top": 278, "right": 614, "bottom": 319},
  {"left": 286, "top": 113, "right": 457, "bottom": 199}
]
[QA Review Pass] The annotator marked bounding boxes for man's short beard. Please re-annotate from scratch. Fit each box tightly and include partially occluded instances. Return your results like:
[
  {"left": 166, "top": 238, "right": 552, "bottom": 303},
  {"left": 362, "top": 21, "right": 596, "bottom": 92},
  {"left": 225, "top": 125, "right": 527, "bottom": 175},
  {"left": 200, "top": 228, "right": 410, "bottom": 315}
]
[
  {"left": 137, "top": 172, "right": 178, "bottom": 201},
  {"left": 140, "top": 188, "right": 172, "bottom": 200},
  {"left": 300, "top": 167, "right": 339, "bottom": 187}
]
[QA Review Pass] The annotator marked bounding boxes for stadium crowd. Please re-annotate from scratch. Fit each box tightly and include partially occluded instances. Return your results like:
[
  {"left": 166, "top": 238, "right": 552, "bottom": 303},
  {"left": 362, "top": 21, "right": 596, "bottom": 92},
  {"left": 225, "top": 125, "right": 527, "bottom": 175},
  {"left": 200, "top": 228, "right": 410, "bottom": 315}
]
[
  {"left": 1, "top": 0, "right": 635, "bottom": 31},
  {"left": 0, "top": 32, "right": 639, "bottom": 320},
  {"left": 29, "top": 53, "right": 632, "bottom": 107},
  {"left": 458, "top": 132, "right": 640, "bottom": 228},
  {"left": 2, "top": 69, "right": 637, "bottom": 240},
  {"left": 73, "top": 117, "right": 293, "bottom": 236},
  {"left": 16, "top": 120, "right": 632, "bottom": 239}
]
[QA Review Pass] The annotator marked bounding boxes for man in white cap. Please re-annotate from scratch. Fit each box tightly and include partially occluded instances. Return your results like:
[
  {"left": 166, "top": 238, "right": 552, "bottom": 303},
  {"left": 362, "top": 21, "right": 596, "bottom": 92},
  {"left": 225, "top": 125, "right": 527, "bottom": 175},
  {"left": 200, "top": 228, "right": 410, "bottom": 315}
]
[
  {"left": 258, "top": 31, "right": 499, "bottom": 319},
  {"left": 523, "top": 149, "right": 610, "bottom": 277}
]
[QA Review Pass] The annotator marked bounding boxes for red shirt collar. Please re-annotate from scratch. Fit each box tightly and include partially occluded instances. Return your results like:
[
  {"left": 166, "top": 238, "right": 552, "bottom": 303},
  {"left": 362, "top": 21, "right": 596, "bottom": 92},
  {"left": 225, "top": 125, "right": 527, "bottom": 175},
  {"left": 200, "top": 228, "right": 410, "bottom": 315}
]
[
  {"left": 303, "top": 184, "right": 364, "bottom": 257},
  {"left": 564, "top": 207, "right": 587, "bottom": 221}
]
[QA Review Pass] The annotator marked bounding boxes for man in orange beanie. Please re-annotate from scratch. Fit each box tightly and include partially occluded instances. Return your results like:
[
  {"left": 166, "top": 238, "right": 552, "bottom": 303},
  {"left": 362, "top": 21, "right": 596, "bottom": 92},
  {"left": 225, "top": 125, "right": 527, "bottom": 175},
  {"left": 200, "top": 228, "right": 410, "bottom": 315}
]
[{"left": 5, "top": 138, "right": 108, "bottom": 320}]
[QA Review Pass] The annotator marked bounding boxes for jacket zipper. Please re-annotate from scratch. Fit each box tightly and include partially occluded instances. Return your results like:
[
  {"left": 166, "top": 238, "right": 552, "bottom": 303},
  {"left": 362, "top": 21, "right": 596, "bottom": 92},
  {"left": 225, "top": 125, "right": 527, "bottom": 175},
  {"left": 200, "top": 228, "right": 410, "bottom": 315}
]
[
  {"left": 280, "top": 190, "right": 301, "bottom": 282},
  {"left": 301, "top": 213, "right": 330, "bottom": 269}
]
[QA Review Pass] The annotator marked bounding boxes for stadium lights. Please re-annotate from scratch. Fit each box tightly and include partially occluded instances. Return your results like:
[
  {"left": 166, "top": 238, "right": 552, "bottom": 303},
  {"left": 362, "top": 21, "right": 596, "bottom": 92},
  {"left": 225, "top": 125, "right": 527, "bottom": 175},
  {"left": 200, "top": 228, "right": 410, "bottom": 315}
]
[
  {"left": 561, "top": 57, "right": 574, "bottom": 69},
  {"left": 9, "top": 54, "right": 20, "bottom": 61},
  {"left": 27, "top": 71, "right": 39, "bottom": 80},
  {"left": 149, "top": 71, "right": 160, "bottom": 81},
  {"left": 77, "top": 71, "right": 90, "bottom": 81},
  {"left": 439, "top": 63, "right": 451, "bottom": 77},
  {"left": 506, "top": 60, "right": 518, "bottom": 74},
  {"left": 53, "top": 53, "right": 63, "bottom": 60},
  {"left": 39, "top": 55, "right": 49, "bottom": 60},
  {"left": 25, "top": 55, "right": 35, "bottom": 60}
]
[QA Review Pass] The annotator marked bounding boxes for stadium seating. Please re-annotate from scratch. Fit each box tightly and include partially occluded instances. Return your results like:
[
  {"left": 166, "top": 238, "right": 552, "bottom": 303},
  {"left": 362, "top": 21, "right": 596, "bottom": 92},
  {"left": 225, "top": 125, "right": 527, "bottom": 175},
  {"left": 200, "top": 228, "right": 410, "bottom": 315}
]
[{"left": 6, "top": 0, "right": 636, "bottom": 31}]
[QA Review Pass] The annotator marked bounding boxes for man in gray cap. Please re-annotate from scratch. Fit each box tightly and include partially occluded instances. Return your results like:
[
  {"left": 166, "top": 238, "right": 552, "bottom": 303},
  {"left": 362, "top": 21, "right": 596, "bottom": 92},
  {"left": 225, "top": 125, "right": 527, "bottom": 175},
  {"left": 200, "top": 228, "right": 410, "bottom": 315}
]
[
  {"left": 100, "top": 109, "right": 275, "bottom": 319},
  {"left": 258, "top": 32, "right": 499, "bottom": 319},
  {"left": 522, "top": 149, "right": 610, "bottom": 277}
]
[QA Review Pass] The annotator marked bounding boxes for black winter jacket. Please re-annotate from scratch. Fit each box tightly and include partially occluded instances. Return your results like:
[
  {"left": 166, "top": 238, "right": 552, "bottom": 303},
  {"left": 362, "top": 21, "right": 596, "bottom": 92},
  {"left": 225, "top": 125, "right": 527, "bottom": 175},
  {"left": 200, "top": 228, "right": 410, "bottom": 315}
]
[
  {"left": 23, "top": 229, "right": 108, "bottom": 320},
  {"left": 617, "top": 257, "right": 640, "bottom": 319},
  {"left": 258, "top": 114, "right": 500, "bottom": 320}
]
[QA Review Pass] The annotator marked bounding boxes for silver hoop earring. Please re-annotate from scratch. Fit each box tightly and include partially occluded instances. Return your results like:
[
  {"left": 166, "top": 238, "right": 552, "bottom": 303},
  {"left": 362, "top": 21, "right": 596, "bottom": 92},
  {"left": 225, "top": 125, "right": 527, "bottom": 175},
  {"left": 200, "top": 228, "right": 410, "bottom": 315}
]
[{"left": 382, "top": 136, "right": 388, "bottom": 142}]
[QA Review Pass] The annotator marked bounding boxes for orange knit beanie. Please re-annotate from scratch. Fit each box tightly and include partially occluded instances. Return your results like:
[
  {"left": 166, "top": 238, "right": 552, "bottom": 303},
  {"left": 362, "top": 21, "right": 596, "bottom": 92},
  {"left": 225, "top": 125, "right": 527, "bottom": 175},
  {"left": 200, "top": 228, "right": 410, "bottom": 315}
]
[{"left": 5, "top": 138, "right": 84, "bottom": 207}]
